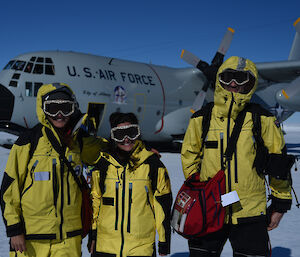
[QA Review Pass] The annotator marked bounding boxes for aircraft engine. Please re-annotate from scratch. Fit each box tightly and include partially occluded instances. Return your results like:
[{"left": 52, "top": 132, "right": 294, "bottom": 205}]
[
  {"left": 155, "top": 106, "right": 191, "bottom": 141},
  {"left": 181, "top": 27, "right": 234, "bottom": 113},
  {"left": 276, "top": 76, "right": 300, "bottom": 111}
]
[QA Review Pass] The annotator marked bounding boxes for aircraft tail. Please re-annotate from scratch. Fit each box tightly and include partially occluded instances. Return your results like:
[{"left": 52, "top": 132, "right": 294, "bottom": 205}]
[{"left": 288, "top": 17, "right": 300, "bottom": 60}]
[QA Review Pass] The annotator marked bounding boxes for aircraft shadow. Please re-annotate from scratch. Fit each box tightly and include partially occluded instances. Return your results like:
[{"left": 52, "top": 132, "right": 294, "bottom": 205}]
[
  {"left": 169, "top": 247, "right": 292, "bottom": 257},
  {"left": 271, "top": 247, "right": 292, "bottom": 257},
  {"left": 170, "top": 252, "right": 189, "bottom": 257}
]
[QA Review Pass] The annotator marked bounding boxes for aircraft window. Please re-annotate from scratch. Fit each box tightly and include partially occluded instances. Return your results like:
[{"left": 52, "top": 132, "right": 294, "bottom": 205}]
[
  {"left": 34, "top": 82, "right": 43, "bottom": 96},
  {"left": 30, "top": 57, "right": 36, "bottom": 62},
  {"left": 25, "top": 82, "right": 33, "bottom": 96},
  {"left": 12, "top": 73, "right": 20, "bottom": 79},
  {"left": 33, "top": 64, "right": 43, "bottom": 74},
  {"left": 12, "top": 61, "right": 26, "bottom": 71},
  {"left": 9, "top": 80, "right": 18, "bottom": 87},
  {"left": 45, "top": 65, "right": 55, "bottom": 75},
  {"left": 37, "top": 57, "right": 44, "bottom": 63},
  {"left": 3, "top": 60, "right": 16, "bottom": 70},
  {"left": 24, "top": 62, "right": 34, "bottom": 73},
  {"left": 45, "top": 58, "right": 53, "bottom": 63}
]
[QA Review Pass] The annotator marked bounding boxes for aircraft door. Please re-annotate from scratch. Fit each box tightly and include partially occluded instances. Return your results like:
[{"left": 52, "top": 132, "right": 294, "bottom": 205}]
[
  {"left": 87, "top": 103, "right": 105, "bottom": 135},
  {"left": 134, "top": 93, "right": 146, "bottom": 122}
]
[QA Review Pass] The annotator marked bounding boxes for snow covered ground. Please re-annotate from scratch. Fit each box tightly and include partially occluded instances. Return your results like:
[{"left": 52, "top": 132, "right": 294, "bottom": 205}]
[{"left": 0, "top": 130, "right": 299, "bottom": 257}]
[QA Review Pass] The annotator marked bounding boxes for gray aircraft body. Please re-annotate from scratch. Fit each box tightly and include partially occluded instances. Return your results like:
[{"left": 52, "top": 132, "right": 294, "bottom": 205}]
[{"left": 0, "top": 18, "right": 300, "bottom": 145}]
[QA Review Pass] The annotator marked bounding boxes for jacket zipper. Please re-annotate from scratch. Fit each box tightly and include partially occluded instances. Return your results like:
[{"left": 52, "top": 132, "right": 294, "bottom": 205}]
[
  {"left": 127, "top": 182, "right": 132, "bottom": 233},
  {"left": 67, "top": 156, "right": 71, "bottom": 205},
  {"left": 120, "top": 167, "right": 126, "bottom": 257},
  {"left": 52, "top": 159, "right": 58, "bottom": 216},
  {"left": 115, "top": 181, "right": 119, "bottom": 230},
  {"left": 234, "top": 150, "right": 238, "bottom": 183},
  {"left": 21, "top": 160, "right": 38, "bottom": 197},
  {"left": 227, "top": 94, "right": 234, "bottom": 222},
  {"left": 59, "top": 156, "right": 65, "bottom": 240},
  {"left": 145, "top": 186, "right": 155, "bottom": 217},
  {"left": 220, "top": 132, "right": 224, "bottom": 170}
]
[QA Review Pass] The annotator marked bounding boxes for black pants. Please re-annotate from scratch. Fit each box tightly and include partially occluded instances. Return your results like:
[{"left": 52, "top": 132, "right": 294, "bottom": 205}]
[{"left": 188, "top": 220, "right": 270, "bottom": 257}]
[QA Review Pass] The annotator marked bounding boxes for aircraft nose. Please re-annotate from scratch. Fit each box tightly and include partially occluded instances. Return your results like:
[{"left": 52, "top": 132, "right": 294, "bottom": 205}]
[{"left": 0, "top": 84, "right": 15, "bottom": 120}]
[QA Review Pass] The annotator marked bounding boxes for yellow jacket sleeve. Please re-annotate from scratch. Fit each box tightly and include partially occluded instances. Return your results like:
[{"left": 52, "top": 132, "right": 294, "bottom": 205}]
[
  {"left": 261, "top": 116, "right": 292, "bottom": 210},
  {"left": 153, "top": 166, "right": 172, "bottom": 255},
  {"left": 181, "top": 115, "right": 203, "bottom": 179},
  {"left": 1, "top": 143, "right": 31, "bottom": 237},
  {"left": 90, "top": 170, "right": 102, "bottom": 231}
]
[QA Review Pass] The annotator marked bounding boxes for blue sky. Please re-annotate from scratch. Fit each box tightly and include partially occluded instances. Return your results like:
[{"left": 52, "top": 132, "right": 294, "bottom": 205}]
[{"left": 1, "top": 0, "right": 300, "bottom": 124}]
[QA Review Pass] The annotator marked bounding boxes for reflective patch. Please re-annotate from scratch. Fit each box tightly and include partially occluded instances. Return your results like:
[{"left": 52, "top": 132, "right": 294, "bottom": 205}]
[
  {"left": 34, "top": 171, "right": 50, "bottom": 181},
  {"left": 74, "top": 165, "right": 82, "bottom": 176},
  {"left": 237, "top": 57, "right": 246, "bottom": 70}
]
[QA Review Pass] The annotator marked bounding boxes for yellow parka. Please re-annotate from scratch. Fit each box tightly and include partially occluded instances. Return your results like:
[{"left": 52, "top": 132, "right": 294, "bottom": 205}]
[
  {"left": 0, "top": 83, "right": 106, "bottom": 240},
  {"left": 181, "top": 57, "right": 292, "bottom": 224},
  {"left": 91, "top": 140, "right": 172, "bottom": 256}
]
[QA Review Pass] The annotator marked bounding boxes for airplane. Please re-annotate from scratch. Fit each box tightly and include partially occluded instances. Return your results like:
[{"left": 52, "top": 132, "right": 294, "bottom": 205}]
[{"left": 0, "top": 18, "right": 300, "bottom": 148}]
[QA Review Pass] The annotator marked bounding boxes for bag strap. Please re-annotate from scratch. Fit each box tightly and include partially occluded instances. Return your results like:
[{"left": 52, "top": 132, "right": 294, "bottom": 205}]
[
  {"left": 45, "top": 127, "right": 88, "bottom": 191},
  {"left": 200, "top": 102, "right": 214, "bottom": 155},
  {"left": 224, "top": 105, "right": 249, "bottom": 161}
]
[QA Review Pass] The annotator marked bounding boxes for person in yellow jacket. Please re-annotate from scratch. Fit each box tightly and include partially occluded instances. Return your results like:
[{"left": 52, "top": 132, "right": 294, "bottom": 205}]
[
  {"left": 181, "top": 56, "right": 292, "bottom": 257},
  {"left": 89, "top": 112, "right": 172, "bottom": 257},
  {"left": 0, "top": 83, "right": 107, "bottom": 257}
]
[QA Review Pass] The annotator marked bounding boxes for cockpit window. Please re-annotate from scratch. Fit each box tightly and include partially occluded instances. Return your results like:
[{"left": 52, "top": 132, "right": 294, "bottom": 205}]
[
  {"left": 33, "top": 64, "right": 43, "bottom": 74},
  {"left": 3, "top": 60, "right": 16, "bottom": 70},
  {"left": 3, "top": 56, "right": 55, "bottom": 75},
  {"left": 37, "top": 57, "right": 44, "bottom": 63},
  {"left": 45, "top": 65, "right": 55, "bottom": 75},
  {"left": 12, "top": 61, "right": 26, "bottom": 71},
  {"left": 24, "top": 62, "right": 33, "bottom": 73},
  {"left": 45, "top": 58, "right": 53, "bottom": 63}
]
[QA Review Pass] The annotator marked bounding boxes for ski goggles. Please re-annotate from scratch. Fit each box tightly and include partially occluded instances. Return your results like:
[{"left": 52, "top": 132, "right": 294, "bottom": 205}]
[
  {"left": 43, "top": 100, "right": 75, "bottom": 117},
  {"left": 219, "top": 70, "right": 250, "bottom": 85},
  {"left": 111, "top": 124, "right": 140, "bottom": 142}
]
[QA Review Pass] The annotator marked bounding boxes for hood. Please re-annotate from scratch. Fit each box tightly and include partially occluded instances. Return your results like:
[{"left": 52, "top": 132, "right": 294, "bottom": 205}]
[
  {"left": 36, "top": 83, "right": 77, "bottom": 128},
  {"left": 214, "top": 56, "right": 258, "bottom": 119}
]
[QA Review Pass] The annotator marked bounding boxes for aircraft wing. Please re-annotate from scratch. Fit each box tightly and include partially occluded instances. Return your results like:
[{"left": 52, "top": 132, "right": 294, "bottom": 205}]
[{"left": 256, "top": 60, "right": 300, "bottom": 84}]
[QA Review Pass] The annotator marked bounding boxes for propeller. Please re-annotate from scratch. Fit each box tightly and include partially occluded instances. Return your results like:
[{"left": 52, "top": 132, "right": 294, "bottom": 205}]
[
  {"left": 294, "top": 17, "right": 300, "bottom": 34},
  {"left": 181, "top": 27, "right": 235, "bottom": 113}
]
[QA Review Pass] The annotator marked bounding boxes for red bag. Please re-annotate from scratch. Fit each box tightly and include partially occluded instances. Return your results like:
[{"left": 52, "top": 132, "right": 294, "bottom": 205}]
[
  {"left": 81, "top": 176, "right": 93, "bottom": 238},
  {"left": 171, "top": 170, "right": 226, "bottom": 238}
]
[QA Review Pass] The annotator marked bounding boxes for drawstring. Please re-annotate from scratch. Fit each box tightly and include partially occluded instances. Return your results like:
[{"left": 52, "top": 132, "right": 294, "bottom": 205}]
[
  {"left": 294, "top": 156, "right": 298, "bottom": 171},
  {"left": 264, "top": 177, "right": 271, "bottom": 202},
  {"left": 291, "top": 186, "right": 300, "bottom": 208}
]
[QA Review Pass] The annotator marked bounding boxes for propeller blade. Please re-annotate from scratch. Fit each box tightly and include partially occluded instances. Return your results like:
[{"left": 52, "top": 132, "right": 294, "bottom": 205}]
[
  {"left": 211, "top": 27, "right": 235, "bottom": 66},
  {"left": 217, "top": 27, "right": 235, "bottom": 56},
  {"left": 190, "top": 81, "right": 210, "bottom": 113},
  {"left": 294, "top": 17, "right": 300, "bottom": 34},
  {"left": 182, "top": 27, "right": 235, "bottom": 113},
  {"left": 181, "top": 49, "right": 209, "bottom": 71}
]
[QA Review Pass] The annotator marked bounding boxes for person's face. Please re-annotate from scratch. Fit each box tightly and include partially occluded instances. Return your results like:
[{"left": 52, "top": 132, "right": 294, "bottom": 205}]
[
  {"left": 115, "top": 122, "right": 137, "bottom": 152},
  {"left": 222, "top": 80, "right": 245, "bottom": 93},
  {"left": 47, "top": 113, "right": 70, "bottom": 129}
]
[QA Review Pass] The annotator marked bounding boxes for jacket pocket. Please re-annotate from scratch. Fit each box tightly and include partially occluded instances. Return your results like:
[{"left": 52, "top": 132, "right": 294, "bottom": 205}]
[
  {"left": 145, "top": 186, "right": 154, "bottom": 217},
  {"left": 103, "top": 197, "right": 114, "bottom": 206},
  {"left": 21, "top": 160, "right": 39, "bottom": 197}
]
